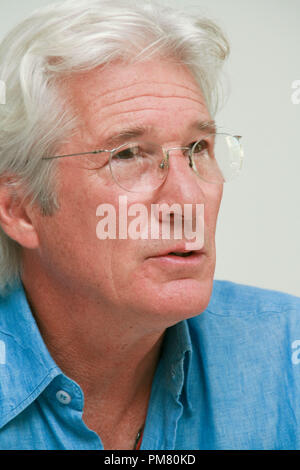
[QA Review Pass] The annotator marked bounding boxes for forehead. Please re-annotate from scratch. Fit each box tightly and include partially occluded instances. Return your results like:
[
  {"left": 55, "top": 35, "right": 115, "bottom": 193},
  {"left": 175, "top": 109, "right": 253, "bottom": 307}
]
[{"left": 67, "top": 59, "right": 211, "bottom": 145}]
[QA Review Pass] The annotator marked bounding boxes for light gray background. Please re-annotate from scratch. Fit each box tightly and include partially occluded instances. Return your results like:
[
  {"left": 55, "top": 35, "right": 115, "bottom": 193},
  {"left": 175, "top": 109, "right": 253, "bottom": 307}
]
[{"left": 1, "top": 0, "right": 299, "bottom": 296}]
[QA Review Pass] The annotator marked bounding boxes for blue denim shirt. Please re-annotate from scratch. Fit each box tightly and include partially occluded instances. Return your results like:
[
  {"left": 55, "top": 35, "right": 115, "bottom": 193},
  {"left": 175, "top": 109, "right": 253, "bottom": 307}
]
[{"left": 1, "top": 278, "right": 300, "bottom": 450}]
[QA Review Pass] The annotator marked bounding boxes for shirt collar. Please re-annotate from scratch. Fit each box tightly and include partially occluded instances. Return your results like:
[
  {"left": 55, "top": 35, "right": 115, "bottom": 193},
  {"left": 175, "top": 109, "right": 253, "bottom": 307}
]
[
  {"left": 0, "top": 279, "right": 194, "bottom": 429},
  {"left": 142, "top": 319, "right": 193, "bottom": 450},
  {"left": 0, "top": 279, "right": 61, "bottom": 428},
  {"left": 159, "top": 319, "right": 193, "bottom": 411}
]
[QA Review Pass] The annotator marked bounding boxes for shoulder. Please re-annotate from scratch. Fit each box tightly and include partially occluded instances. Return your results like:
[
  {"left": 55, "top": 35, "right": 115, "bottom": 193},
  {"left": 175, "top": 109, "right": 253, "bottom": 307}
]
[
  {"left": 187, "top": 280, "right": 300, "bottom": 349},
  {"left": 205, "top": 280, "right": 300, "bottom": 317},
  {"left": 0, "top": 282, "right": 30, "bottom": 373},
  {"left": 186, "top": 280, "right": 300, "bottom": 371},
  {"left": 0, "top": 281, "right": 24, "bottom": 331},
  {"left": 185, "top": 283, "right": 300, "bottom": 449}
]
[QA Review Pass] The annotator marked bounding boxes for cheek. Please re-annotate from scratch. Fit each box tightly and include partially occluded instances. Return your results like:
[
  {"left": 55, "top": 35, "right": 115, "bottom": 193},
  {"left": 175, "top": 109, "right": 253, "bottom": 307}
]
[{"left": 203, "top": 184, "right": 223, "bottom": 234}]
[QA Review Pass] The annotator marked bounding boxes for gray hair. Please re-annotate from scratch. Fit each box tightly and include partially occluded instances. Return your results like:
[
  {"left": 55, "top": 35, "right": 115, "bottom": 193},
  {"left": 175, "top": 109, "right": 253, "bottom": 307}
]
[{"left": 0, "top": 0, "right": 229, "bottom": 294}]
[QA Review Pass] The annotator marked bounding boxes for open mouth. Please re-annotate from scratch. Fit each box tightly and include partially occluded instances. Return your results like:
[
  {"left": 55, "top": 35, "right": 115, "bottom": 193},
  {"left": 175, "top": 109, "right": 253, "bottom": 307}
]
[
  {"left": 168, "top": 251, "right": 194, "bottom": 257},
  {"left": 147, "top": 248, "right": 204, "bottom": 267}
]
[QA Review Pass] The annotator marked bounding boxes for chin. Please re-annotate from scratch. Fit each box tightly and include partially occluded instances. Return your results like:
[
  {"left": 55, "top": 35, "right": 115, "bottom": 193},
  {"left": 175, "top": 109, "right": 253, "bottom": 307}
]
[{"left": 136, "top": 276, "right": 214, "bottom": 327}]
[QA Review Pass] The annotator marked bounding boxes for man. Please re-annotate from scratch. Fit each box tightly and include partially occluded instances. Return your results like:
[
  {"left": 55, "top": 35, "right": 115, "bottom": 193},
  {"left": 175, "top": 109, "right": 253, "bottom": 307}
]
[{"left": 0, "top": 0, "right": 299, "bottom": 451}]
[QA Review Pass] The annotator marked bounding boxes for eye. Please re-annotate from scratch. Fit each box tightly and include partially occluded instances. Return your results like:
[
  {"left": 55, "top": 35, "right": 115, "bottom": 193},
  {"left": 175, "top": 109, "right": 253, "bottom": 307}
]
[
  {"left": 114, "top": 145, "right": 139, "bottom": 160},
  {"left": 112, "top": 143, "right": 155, "bottom": 164},
  {"left": 191, "top": 139, "right": 209, "bottom": 154}
]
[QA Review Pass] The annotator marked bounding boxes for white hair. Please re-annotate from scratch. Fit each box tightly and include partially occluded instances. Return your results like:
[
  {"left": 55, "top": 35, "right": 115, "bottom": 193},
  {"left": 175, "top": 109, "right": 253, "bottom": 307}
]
[{"left": 0, "top": 0, "right": 229, "bottom": 294}]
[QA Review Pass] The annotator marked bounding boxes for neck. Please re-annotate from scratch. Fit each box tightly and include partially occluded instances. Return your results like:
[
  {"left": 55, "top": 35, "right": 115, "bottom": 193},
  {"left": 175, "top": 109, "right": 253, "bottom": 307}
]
[{"left": 21, "top": 269, "right": 165, "bottom": 442}]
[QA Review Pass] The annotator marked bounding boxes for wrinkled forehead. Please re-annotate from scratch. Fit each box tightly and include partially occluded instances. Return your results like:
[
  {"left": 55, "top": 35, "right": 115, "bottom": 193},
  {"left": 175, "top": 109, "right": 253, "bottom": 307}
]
[
  {"left": 68, "top": 61, "right": 210, "bottom": 116},
  {"left": 64, "top": 59, "right": 211, "bottom": 145},
  {"left": 69, "top": 59, "right": 204, "bottom": 102}
]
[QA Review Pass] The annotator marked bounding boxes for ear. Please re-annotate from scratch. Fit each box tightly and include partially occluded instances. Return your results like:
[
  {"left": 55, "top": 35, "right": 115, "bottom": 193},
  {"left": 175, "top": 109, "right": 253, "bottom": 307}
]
[{"left": 0, "top": 177, "right": 40, "bottom": 249}]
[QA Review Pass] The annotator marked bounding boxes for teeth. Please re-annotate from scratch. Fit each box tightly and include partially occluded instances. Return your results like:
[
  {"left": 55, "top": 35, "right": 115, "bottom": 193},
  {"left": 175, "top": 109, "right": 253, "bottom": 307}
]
[{"left": 170, "top": 252, "right": 192, "bottom": 257}]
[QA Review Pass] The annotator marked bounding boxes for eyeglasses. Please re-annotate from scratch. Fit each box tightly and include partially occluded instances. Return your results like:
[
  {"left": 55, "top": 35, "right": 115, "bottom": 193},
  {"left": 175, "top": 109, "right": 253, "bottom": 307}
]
[{"left": 42, "top": 132, "right": 243, "bottom": 193}]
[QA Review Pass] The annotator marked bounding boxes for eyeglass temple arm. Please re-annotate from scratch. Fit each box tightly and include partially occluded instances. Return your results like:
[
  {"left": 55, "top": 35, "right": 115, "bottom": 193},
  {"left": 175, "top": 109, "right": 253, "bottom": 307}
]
[
  {"left": 42, "top": 135, "right": 242, "bottom": 161},
  {"left": 41, "top": 149, "right": 109, "bottom": 160}
]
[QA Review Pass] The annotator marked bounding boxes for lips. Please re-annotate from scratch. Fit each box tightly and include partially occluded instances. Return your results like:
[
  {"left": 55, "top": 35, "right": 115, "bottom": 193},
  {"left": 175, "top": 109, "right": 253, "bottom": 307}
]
[
  {"left": 147, "top": 244, "right": 204, "bottom": 260},
  {"left": 168, "top": 251, "right": 194, "bottom": 257},
  {"left": 145, "top": 247, "right": 205, "bottom": 271}
]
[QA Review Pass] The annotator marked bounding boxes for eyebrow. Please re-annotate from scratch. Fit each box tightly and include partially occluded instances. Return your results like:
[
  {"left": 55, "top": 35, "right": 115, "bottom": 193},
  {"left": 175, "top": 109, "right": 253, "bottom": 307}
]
[
  {"left": 193, "top": 120, "right": 217, "bottom": 134},
  {"left": 102, "top": 120, "right": 217, "bottom": 148},
  {"left": 104, "top": 126, "right": 150, "bottom": 147}
]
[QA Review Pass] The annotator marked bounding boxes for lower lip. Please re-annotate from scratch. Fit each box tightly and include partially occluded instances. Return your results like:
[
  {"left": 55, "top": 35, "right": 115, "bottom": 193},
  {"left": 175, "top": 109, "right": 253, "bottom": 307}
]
[{"left": 147, "top": 252, "right": 205, "bottom": 268}]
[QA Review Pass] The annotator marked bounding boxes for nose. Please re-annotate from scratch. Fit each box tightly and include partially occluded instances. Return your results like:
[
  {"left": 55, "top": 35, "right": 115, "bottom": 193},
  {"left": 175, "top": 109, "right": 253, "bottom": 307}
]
[
  {"left": 157, "top": 148, "right": 206, "bottom": 205},
  {"left": 152, "top": 149, "right": 206, "bottom": 248}
]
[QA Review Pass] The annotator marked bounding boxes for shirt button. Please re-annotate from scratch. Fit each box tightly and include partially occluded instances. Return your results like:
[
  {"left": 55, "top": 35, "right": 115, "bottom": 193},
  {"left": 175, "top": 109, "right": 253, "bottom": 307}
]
[{"left": 56, "top": 390, "right": 72, "bottom": 405}]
